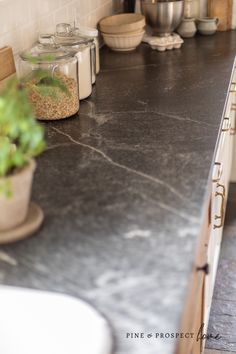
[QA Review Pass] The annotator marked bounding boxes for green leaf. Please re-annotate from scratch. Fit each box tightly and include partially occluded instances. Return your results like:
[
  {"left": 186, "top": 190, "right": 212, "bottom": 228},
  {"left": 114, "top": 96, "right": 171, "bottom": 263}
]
[{"left": 0, "top": 73, "right": 47, "bottom": 195}]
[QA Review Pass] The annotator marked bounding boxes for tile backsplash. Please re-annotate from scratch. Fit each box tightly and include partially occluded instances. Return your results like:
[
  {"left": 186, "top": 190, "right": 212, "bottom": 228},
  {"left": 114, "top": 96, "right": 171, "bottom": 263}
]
[
  {"left": 0, "top": 0, "right": 114, "bottom": 54},
  {"left": 0, "top": 0, "right": 235, "bottom": 57}
]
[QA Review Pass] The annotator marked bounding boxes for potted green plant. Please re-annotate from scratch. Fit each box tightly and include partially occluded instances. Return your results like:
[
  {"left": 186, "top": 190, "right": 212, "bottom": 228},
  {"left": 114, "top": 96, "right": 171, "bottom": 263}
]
[
  {"left": 0, "top": 54, "right": 71, "bottom": 234},
  {"left": 0, "top": 77, "right": 46, "bottom": 231}
]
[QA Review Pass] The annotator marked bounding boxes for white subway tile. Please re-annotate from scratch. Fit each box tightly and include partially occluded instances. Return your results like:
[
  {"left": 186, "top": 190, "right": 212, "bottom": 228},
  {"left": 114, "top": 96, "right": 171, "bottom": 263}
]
[
  {"left": 21, "top": 21, "right": 39, "bottom": 50},
  {"left": 0, "top": 0, "right": 113, "bottom": 54},
  {"left": 38, "top": 13, "right": 56, "bottom": 34},
  {"left": 54, "top": 5, "right": 69, "bottom": 25}
]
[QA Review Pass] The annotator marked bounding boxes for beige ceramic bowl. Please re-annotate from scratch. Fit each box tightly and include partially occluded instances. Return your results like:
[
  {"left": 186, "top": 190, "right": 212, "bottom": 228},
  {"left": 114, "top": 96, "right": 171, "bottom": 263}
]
[
  {"left": 99, "top": 13, "right": 145, "bottom": 34},
  {"left": 102, "top": 30, "right": 145, "bottom": 52}
]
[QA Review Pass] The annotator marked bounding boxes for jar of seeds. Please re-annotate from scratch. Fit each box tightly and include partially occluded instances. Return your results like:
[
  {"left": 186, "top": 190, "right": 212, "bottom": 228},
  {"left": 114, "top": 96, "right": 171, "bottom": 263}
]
[{"left": 19, "top": 43, "right": 79, "bottom": 121}]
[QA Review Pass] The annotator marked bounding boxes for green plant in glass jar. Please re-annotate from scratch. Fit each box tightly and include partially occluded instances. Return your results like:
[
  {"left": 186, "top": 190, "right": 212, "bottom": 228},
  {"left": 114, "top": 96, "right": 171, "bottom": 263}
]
[
  {"left": 19, "top": 47, "right": 80, "bottom": 121},
  {"left": 0, "top": 76, "right": 45, "bottom": 232},
  {"left": 0, "top": 57, "right": 70, "bottom": 233}
]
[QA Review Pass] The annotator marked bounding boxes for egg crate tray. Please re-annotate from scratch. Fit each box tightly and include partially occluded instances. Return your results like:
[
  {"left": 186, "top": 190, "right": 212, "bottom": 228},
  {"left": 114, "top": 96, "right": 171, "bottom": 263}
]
[{"left": 142, "top": 33, "right": 184, "bottom": 52}]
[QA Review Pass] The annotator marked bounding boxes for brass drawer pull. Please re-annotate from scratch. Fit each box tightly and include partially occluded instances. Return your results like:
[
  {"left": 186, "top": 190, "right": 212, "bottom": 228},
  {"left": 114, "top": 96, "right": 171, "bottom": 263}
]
[
  {"left": 230, "top": 83, "right": 236, "bottom": 92},
  {"left": 213, "top": 183, "right": 226, "bottom": 229},
  {"left": 231, "top": 103, "right": 236, "bottom": 111},
  {"left": 230, "top": 103, "right": 236, "bottom": 135},
  {"left": 230, "top": 127, "right": 236, "bottom": 135},
  {"left": 222, "top": 117, "right": 231, "bottom": 132},
  {"left": 212, "top": 162, "right": 223, "bottom": 183}
]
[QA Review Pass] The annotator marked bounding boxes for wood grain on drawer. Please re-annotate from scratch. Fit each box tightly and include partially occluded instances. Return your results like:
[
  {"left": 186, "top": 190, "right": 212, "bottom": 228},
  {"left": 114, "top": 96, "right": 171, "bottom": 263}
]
[
  {"left": 0, "top": 46, "right": 16, "bottom": 81},
  {"left": 175, "top": 194, "right": 211, "bottom": 354}
]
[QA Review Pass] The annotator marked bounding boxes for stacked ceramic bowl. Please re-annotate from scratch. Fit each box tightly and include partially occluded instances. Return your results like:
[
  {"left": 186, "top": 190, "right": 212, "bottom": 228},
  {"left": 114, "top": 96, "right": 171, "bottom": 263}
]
[{"left": 99, "top": 13, "right": 146, "bottom": 52}]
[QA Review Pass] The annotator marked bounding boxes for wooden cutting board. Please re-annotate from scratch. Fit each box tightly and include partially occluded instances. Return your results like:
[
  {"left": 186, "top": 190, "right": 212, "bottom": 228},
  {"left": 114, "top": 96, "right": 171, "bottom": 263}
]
[
  {"left": 208, "top": 0, "right": 233, "bottom": 31},
  {"left": 0, "top": 46, "right": 16, "bottom": 81},
  {"left": 0, "top": 73, "right": 16, "bottom": 92}
]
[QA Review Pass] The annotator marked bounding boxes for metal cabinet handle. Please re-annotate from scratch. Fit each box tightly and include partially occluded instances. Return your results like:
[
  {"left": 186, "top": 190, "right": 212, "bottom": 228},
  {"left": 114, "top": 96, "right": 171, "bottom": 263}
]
[
  {"left": 212, "top": 162, "right": 223, "bottom": 183},
  {"left": 196, "top": 263, "right": 210, "bottom": 275},
  {"left": 213, "top": 183, "right": 226, "bottom": 229}
]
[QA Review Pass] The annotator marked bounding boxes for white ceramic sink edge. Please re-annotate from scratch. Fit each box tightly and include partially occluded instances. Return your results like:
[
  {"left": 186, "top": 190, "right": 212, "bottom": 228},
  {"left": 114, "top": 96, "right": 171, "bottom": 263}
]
[{"left": 0, "top": 286, "right": 113, "bottom": 354}]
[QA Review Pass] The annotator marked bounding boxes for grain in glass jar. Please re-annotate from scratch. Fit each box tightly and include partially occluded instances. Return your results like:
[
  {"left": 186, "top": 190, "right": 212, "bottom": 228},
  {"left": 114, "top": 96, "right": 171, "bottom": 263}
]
[{"left": 19, "top": 43, "right": 79, "bottom": 120}]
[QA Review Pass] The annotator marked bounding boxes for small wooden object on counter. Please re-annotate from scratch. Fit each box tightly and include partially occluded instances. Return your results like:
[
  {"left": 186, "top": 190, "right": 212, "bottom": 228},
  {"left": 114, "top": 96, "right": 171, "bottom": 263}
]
[
  {"left": 208, "top": 0, "right": 233, "bottom": 31},
  {"left": 0, "top": 46, "right": 16, "bottom": 81}
]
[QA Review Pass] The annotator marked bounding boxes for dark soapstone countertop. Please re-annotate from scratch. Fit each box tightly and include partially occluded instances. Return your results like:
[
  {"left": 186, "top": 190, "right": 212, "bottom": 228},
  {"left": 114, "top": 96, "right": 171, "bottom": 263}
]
[{"left": 1, "top": 31, "right": 236, "bottom": 354}]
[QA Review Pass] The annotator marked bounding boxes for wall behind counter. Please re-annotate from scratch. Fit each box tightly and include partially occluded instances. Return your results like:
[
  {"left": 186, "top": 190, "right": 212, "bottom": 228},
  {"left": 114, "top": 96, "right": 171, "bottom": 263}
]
[
  {"left": 0, "top": 0, "right": 113, "bottom": 55},
  {"left": 0, "top": 0, "right": 235, "bottom": 57}
]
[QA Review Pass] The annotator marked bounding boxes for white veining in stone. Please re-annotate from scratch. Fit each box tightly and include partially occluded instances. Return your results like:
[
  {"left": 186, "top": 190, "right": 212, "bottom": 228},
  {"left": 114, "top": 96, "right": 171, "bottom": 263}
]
[
  {"left": 83, "top": 275, "right": 155, "bottom": 299},
  {"left": 95, "top": 271, "right": 123, "bottom": 287},
  {"left": 137, "top": 100, "right": 148, "bottom": 106},
  {"left": 157, "top": 202, "right": 198, "bottom": 223},
  {"left": 0, "top": 251, "right": 18, "bottom": 266},
  {"left": 45, "top": 142, "right": 74, "bottom": 151},
  {"left": 101, "top": 63, "right": 164, "bottom": 73},
  {"left": 128, "top": 187, "right": 199, "bottom": 222},
  {"left": 124, "top": 229, "right": 151, "bottom": 239},
  {"left": 52, "top": 127, "right": 189, "bottom": 202},
  {"left": 178, "top": 226, "right": 199, "bottom": 238},
  {"left": 93, "top": 109, "right": 217, "bottom": 128},
  {"left": 82, "top": 100, "right": 113, "bottom": 126},
  {"left": 93, "top": 114, "right": 112, "bottom": 126},
  {"left": 83, "top": 99, "right": 217, "bottom": 128},
  {"left": 32, "top": 262, "right": 51, "bottom": 274}
]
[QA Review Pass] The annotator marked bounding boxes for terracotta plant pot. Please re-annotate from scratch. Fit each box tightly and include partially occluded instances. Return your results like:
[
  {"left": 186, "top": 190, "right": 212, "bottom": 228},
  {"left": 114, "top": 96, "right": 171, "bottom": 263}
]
[{"left": 0, "top": 159, "right": 36, "bottom": 231}]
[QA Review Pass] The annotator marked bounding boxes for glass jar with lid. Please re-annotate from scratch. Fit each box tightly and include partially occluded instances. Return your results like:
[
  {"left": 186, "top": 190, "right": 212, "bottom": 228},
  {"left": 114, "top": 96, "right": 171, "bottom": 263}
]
[
  {"left": 75, "top": 26, "right": 100, "bottom": 75},
  {"left": 55, "top": 23, "right": 96, "bottom": 96},
  {"left": 184, "top": 0, "right": 200, "bottom": 19},
  {"left": 19, "top": 42, "right": 79, "bottom": 120}
]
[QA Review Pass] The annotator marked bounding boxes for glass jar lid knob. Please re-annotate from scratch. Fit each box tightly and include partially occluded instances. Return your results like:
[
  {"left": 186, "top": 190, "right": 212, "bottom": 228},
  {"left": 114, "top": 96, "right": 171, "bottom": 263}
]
[{"left": 56, "top": 23, "right": 73, "bottom": 37}]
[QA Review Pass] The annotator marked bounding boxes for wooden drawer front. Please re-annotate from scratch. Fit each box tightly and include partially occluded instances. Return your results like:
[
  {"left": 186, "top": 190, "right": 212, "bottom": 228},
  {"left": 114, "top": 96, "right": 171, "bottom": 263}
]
[
  {"left": 204, "top": 118, "right": 232, "bottom": 336},
  {"left": 213, "top": 120, "right": 231, "bottom": 213},
  {"left": 176, "top": 196, "right": 211, "bottom": 354},
  {"left": 230, "top": 66, "right": 236, "bottom": 181},
  {"left": 204, "top": 235, "right": 220, "bottom": 324},
  {"left": 176, "top": 263, "right": 205, "bottom": 354}
]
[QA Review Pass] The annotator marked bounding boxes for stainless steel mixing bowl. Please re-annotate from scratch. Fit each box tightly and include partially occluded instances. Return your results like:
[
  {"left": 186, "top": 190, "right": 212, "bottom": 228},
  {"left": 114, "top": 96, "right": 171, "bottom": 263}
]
[{"left": 141, "top": 0, "right": 184, "bottom": 37}]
